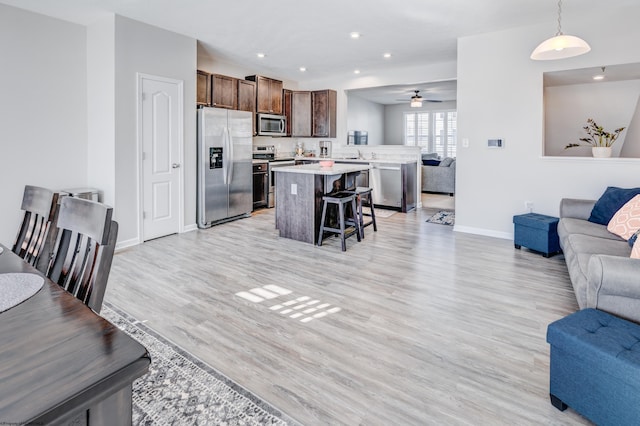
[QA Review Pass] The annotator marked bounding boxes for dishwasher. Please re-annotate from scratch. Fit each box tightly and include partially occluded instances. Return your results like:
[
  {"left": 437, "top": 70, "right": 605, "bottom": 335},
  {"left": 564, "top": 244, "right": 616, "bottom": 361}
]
[{"left": 370, "top": 163, "right": 402, "bottom": 209}]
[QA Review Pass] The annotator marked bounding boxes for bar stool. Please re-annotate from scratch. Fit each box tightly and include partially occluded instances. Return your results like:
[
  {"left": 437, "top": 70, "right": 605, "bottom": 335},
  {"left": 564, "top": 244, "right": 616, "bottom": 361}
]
[
  {"left": 351, "top": 187, "right": 378, "bottom": 239},
  {"left": 317, "top": 191, "right": 361, "bottom": 251}
]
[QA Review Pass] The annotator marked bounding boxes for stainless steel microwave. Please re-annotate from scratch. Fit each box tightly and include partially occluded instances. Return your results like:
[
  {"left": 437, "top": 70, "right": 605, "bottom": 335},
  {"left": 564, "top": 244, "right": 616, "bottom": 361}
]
[{"left": 257, "top": 113, "right": 286, "bottom": 137}]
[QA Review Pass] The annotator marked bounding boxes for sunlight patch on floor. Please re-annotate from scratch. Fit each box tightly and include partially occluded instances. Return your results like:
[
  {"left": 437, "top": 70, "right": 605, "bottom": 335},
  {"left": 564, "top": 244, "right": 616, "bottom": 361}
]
[{"left": 236, "top": 285, "right": 341, "bottom": 323}]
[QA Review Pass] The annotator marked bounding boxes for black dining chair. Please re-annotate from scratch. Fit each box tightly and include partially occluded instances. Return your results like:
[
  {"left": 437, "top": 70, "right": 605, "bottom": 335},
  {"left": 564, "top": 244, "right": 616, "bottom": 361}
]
[
  {"left": 12, "top": 185, "right": 59, "bottom": 272},
  {"left": 46, "top": 196, "right": 118, "bottom": 313}
]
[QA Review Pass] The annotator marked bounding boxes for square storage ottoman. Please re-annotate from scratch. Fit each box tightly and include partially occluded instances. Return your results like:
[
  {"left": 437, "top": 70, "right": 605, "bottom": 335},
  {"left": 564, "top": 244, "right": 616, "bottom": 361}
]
[
  {"left": 547, "top": 308, "right": 640, "bottom": 425},
  {"left": 513, "top": 213, "right": 560, "bottom": 257}
]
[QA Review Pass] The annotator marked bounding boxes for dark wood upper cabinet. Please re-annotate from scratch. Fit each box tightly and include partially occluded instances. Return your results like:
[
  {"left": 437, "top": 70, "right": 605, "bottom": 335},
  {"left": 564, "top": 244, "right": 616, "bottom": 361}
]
[
  {"left": 196, "top": 70, "right": 211, "bottom": 106},
  {"left": 246, "top": 75, "right": 283, "bottom": 114},
  {"left": 282, "top": 89, "right": 292, "bottom": 136},
  {"left": 238, "top": 79, "right": 257, "bottom": 135},
  {"left": 237, "top": 79, "right": 256, "bottom": 112},
  {"left": 292, "top": 91, "right": 312, "bottom": 137},
  {"left": 211, "top": 74, "right": 237, "bottom": 109},
  {"left": 312, "top": 89, "right": 337, "bottom": 138}
]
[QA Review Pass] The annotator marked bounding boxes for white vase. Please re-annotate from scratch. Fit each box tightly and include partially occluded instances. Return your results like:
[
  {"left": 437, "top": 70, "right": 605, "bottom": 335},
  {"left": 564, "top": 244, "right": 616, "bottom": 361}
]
[{"left": 592, "top": 147, "right": 612, "bottom": 158}]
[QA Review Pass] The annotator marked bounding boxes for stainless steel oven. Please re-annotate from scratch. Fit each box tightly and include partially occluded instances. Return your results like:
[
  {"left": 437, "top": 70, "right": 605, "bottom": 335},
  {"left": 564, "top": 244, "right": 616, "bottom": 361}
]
[
  {"left": 252, "top": 162, "right": 268, "bottom": 210},
  {"left": 268, "top": 159, "right": 295, "bottom": 208}
]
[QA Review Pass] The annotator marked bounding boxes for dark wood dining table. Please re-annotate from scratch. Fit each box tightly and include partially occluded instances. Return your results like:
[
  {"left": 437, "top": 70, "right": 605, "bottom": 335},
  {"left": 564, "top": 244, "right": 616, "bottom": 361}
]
[{"left": 0, "top": 244, "right": 150, "bottom": 425}]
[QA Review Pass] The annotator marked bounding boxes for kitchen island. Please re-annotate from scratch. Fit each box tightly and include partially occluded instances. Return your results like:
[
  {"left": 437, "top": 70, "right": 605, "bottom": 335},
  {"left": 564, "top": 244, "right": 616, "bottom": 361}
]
[{"left": 274, "top": 163, "right": 370, "bottom": 244}]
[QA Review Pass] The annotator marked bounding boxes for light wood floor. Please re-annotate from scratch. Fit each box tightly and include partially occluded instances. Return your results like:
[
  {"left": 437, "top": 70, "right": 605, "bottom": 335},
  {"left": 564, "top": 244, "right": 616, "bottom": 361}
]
[{"left": 105, "top": 204, "right": 591, "bottom": 425}]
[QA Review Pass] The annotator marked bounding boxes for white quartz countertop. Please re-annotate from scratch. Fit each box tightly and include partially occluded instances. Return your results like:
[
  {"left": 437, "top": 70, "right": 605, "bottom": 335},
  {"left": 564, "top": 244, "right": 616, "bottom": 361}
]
[
  {"left": 295, "top": 157, "right": 417, "bottom": 165},
  {"left": 274, "top": 163, "right": 370, "bottom": 175}
]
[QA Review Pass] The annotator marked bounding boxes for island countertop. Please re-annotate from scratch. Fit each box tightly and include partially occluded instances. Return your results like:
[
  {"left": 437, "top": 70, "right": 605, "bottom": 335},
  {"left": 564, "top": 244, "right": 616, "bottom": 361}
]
[{"left": 273, "top": 163, "right": 370, "bottom": 175}]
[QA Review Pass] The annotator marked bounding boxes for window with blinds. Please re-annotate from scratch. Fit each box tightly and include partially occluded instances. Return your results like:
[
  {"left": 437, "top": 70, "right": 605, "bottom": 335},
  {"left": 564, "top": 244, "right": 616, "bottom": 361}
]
[{"left": 404, "top": 110, "right": 457, "bottom": 158}]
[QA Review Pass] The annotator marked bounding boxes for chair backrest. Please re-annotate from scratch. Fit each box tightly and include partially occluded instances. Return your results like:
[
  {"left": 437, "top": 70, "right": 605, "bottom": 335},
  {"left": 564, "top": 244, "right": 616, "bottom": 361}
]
[
  {"left": 47, "top": 196, "right": 118, "bottom": 313},
  {"left": 12, "top": 185, "right": 57, "bottom": 270}
]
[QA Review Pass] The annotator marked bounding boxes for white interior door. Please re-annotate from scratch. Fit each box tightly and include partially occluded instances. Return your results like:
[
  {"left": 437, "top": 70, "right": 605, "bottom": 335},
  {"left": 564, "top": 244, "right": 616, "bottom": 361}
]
[{"left": 140, "top": 75, "right": 183, "bottom": 241}]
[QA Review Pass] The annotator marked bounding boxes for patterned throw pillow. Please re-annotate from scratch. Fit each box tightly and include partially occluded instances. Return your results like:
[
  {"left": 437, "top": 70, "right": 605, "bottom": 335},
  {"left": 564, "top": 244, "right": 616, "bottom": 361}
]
[
  {"left": 632, "top": 238, "right": 640, "bottom": 259},
  {"left": 608, "top": 194, "right": 640, "bottom": 240}
]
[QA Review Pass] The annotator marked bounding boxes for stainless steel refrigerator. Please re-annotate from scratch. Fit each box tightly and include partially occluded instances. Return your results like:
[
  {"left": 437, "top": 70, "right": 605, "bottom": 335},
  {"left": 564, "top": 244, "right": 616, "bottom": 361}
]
[{"left": 197, "top": 107, "right": 253, "bottom": 228}]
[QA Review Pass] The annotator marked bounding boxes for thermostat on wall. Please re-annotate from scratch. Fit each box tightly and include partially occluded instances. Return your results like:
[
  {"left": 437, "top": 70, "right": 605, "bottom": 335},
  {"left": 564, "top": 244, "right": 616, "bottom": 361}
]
[{"left": 488, "top": 139, "right": 504, "bottom": 148}]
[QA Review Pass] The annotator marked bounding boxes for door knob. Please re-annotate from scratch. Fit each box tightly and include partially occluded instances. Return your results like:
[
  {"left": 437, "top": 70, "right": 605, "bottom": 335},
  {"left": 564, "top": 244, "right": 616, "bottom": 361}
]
[{"left": 172, "top": 163, "right": 181, "bottom": 169}]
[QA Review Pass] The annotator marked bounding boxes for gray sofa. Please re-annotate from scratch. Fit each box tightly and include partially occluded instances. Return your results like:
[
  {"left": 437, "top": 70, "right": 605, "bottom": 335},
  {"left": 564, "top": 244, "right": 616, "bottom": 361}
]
[
  {"left": 558, "top": 198, "right": 640, "bottom": 323},
  {"left": 421, "top": 157, "right": 455, "bottom": 195}
]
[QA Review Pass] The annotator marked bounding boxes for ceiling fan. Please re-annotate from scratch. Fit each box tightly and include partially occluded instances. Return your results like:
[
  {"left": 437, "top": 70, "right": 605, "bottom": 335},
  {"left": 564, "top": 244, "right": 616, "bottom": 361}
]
[{"left": 398, "top": 90, "right": 442, "bottom": 107}]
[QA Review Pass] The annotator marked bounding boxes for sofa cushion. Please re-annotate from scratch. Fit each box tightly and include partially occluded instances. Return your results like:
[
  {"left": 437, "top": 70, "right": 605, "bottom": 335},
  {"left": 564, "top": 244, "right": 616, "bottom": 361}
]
[
  {"left": 589, "top": 187, "right": 640, "bottom": 225},
  {"left": 439, "top": 157, "right": 454, "bottom": 167},
  {"left": 633, "top": 239, "right": 640, "bottom": 259},
  {"left": 558, "top": 218, "right": 623, "bottom": 242},
  {"left": 565, "top": 234, "right": 632, "bottom": 258},
  {"left": 422, "top": 159, "right": 440, "bottom": 166},
  {"left": 608, "top": 194, "right": 640, "bottom": 240}
]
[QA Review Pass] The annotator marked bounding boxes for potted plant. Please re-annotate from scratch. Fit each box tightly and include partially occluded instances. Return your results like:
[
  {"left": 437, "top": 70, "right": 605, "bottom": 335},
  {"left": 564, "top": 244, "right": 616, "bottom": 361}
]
[{"left": 565, "top": 118, "right": 626, "bottom": 158}]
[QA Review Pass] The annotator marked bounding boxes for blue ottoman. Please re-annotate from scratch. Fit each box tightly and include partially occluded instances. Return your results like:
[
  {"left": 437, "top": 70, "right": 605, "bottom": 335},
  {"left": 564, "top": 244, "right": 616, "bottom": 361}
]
[
  {"left": 547, "top": 309, "right": 640, "bottom": 425},
  {"left": 513, "top": 213, "right": 560, "bottom": 257}
]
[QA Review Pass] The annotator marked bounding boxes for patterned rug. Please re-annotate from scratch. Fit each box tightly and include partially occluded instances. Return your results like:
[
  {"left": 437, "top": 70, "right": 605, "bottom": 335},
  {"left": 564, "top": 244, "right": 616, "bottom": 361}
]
[
  {"left": 426, "top": 210, "right": 455, "bottom": 225},
  {"left": 101, "top": 304, "right": 299, "bottom": 426}
]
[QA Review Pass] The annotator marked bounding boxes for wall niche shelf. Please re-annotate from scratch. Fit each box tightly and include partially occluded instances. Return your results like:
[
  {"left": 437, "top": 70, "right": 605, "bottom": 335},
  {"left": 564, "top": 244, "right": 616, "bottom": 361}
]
[{"left": 543, "top": 62, "right": 640, "bottom": 159}]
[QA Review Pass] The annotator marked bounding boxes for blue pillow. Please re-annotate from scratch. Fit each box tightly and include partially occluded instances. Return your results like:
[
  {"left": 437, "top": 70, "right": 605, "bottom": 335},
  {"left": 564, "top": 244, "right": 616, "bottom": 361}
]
[
  {"left": 630, "top": 229, "right": 640, "bottom": 248},
  {"left": 422, "top": 159, "right": 440, "bottom": 166},
  {"left": 588, "top": 187, "right": 640, "bottom": 225}
]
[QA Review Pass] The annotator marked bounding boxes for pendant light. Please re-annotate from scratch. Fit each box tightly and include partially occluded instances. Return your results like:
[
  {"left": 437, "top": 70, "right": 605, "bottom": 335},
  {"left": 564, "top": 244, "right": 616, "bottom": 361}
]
[{"left": 530, "top": 0, "right": 591, "bottom": 61}]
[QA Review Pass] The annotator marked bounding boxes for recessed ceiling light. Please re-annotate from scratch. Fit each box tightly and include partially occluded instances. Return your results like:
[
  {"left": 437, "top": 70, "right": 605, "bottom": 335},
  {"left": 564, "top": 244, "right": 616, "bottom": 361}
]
[
  {"left": 383, "top": 53, "right": 392, "bottom": 58},
  {"left": 354, "top": 69, "right": 361, "bottom": 74},
  {"left": 350, "top": 32, "right": 361, "bottom": 39},
  {"left": 257, "top": 53, "right": 266, "bottom": 58},
  {"left": 299, "top": 67, "right": 306, "bottom": 72}
]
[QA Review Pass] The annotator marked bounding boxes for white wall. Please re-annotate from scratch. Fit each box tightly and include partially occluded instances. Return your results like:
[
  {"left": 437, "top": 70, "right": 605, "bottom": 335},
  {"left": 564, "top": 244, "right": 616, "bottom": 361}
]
[
  {"left": 545, "top": 80, "right": 640, "bottom": 157},
  {"left": 111, "top": 16, "right": 197, "bottom": 245},
  {"left": 87, "top": 15, "right": 116, "bottom": 206},
  {"left": 456, "top": 6, "right": 640, "bottom": 239},
  {"left": 0, "top": 4, "right": 87, "bottom": 245},
  {"left": 346, "top": 95, "right": 384, "bottom": 145},
  {"left": 384, "top": 101, "right": 457, "bottom": 146}
]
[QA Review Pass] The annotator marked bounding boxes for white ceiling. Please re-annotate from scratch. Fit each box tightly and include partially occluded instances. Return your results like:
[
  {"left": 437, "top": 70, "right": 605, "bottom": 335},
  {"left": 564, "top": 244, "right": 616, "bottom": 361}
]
[{"left": 2, "top": 0, "right": 637, "bottom": 104}]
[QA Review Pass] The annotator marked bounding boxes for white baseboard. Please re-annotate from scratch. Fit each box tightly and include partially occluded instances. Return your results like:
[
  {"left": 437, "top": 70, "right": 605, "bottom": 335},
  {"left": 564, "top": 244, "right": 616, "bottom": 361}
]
[
  {"left": 453, "top": 225, "right": 513, "bottom": 240},
  {"left": 115, "top": 224, "right": 199, "bottom": 252},
  {"left": 183, "top": 223, "right": 198, "bottom": 232},
  {"left": 115, "top": 237, "right": 140, "bottom": 251}
]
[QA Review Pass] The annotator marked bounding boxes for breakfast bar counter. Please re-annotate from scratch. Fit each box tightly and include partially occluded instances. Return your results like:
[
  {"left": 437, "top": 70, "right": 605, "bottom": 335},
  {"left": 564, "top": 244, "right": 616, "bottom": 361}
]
[{"left": 274, "top": 163, "right": 370, "bottom": 244}]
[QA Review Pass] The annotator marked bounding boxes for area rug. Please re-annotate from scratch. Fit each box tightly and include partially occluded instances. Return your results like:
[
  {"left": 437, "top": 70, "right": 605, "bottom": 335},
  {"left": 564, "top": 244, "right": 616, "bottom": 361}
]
[
  {"left": 426, "top": 210, "right": 455, "bottom": 225},
  {"left": 101, "top": 303, "right": 299, "bottom": 426}
]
